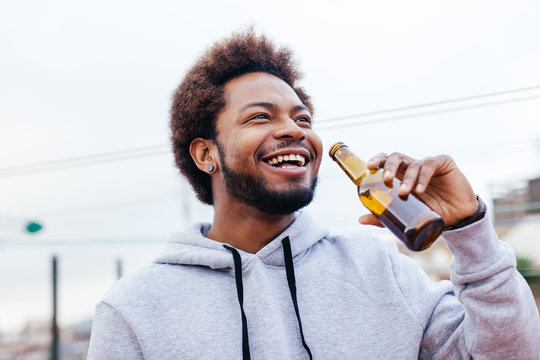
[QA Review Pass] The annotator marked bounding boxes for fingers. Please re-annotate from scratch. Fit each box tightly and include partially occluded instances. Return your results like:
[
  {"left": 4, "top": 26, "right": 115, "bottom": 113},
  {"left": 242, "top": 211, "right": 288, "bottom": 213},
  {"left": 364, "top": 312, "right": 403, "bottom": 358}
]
[
  {"left": 366, "top": 152, "right": 415, "bottom": 182},
  {"left": 409, "top": 157, "right": 439, "bottom": 194},
  {"left": 397, "top": 165, "right": 418, "bottom": 195},
  {"left": 381, "top": 152, "right": 414, "bottom": 183},
  {"left": 367, "top": 153, "right": 453, "bottom": 196},
  {"left": 366, "top": 153, "right": 388, "bottom": 170},
  {"left": 358, "top": 214, "right": 384, "bottom": 227}
]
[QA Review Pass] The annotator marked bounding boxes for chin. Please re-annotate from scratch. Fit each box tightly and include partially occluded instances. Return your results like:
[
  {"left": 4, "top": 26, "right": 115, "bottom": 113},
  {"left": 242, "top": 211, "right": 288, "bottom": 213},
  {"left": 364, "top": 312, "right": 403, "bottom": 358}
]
[{"left": 251, "top": 178, "right": 318, "bottom": 215}]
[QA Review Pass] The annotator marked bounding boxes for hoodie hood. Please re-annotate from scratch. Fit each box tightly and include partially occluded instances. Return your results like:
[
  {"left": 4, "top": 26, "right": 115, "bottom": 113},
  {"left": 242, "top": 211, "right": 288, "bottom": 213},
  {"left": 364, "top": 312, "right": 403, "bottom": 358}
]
[
  {"left": 154, "top": 211, "right": 329, "bottom": 270},
  {"left": 154, "top": 211, "right": 327, "bottom": 359}
]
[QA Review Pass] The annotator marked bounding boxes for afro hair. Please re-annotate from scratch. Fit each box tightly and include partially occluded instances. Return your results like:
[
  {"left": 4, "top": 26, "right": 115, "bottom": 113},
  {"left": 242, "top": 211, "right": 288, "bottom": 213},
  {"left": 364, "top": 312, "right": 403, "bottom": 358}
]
[{"left": 170, "top": 28, "right": 313, "bottom": 205}]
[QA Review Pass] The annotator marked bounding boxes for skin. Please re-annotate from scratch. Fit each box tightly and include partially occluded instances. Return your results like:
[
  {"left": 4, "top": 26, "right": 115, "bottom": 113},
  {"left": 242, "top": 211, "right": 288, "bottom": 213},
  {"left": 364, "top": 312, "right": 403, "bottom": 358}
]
[
  {"left": 190, "top": 72, "right": 323, "bottom": 253},
  {"left": 191, "top": 72, "right": 479, "bottom": 253},
  {"left": 359, "top": 153, "right": 479, "bottom": 228}
]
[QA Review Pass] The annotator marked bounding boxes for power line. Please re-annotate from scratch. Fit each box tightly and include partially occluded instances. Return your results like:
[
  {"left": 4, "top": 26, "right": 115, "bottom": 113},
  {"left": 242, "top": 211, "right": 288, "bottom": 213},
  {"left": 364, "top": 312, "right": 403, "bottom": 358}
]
[
  {"left": 38, "top": 192, "right": 183, "bottom": 217},
  {"left": 450, "top": 137, "right": 540, "bottom": 153},
  {"left": 1, "top": 86, "right": 539, "bottom": 177},
  {"left": 1, "top": 144, "right": 168, "bottom": 171},
  {"left": 316, "top": 85, "right": 540, "bottom": 124},
  {"left": 0, "top": 147, "right": 171, "bottom": 178},
  {"left": 5, "top": 132, "right": 537, "bottom": 180},
  {"left": 314, "top": 95, "right": 540, "bottom": 130}
]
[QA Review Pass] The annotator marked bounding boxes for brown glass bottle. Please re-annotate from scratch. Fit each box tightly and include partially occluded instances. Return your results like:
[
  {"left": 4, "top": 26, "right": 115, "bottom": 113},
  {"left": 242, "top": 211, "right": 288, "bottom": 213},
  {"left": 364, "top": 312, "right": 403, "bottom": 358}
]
[{"left": 329, "top": 142, "right": 444, "bottom": 251}]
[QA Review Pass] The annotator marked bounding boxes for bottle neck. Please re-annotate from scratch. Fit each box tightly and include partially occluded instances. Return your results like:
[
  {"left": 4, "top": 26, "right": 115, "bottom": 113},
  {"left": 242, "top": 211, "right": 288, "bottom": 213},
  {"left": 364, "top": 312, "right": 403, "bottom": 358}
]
[{"left": 330, "top": 145, "right": 367, "bottom": 185}]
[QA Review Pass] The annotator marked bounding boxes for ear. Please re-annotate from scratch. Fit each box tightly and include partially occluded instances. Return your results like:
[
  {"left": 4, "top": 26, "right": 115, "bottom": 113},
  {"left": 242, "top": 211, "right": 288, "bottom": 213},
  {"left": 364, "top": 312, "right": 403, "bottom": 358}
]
[{"left": 189, "top": 138, "right": 218, "bottom": 174}]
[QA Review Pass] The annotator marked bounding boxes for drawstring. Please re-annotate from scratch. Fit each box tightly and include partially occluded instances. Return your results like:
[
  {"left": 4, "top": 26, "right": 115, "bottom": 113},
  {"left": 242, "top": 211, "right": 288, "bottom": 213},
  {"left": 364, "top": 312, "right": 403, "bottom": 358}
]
[
  {"left": 224, "top": 238, "right": 313, "bottom": 360},
  {"left": 223, "top": 245, "right": 251, "bottom": 360},
  {"left": 282, "top": 236, "right": 313, "bottom": 360}
]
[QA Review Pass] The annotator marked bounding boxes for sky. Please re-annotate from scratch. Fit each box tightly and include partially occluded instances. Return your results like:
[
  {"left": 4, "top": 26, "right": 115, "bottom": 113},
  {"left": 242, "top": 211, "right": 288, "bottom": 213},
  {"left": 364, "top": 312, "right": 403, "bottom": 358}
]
[{"left": 1, "top": 0, "right": 540, "bottom": 332}]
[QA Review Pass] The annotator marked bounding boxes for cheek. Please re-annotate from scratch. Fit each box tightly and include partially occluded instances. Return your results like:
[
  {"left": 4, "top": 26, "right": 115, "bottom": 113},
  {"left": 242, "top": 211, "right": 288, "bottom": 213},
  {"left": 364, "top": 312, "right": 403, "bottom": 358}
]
[
  {"left": 310, "top": 134, "right": 324, "bottom": 167},
  {"left": 221, "top": 129, "right": 266, "bottom": 161},
  {"left": 218, "top": 141, "right": 252, "bottom": 168}
]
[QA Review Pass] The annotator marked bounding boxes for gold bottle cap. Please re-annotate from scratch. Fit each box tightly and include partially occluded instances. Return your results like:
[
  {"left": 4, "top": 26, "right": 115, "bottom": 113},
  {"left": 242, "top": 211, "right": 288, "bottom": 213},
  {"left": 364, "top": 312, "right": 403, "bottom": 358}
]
[{"left": 329, "top": 142, "right": 347, "bottom": 159}]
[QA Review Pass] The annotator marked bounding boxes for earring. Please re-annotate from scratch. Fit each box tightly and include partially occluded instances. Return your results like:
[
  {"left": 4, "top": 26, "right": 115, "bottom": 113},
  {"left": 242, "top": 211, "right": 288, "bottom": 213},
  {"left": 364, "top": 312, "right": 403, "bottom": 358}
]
[{"left": 207, "top": 164, "right": 215, "bottom": 173}]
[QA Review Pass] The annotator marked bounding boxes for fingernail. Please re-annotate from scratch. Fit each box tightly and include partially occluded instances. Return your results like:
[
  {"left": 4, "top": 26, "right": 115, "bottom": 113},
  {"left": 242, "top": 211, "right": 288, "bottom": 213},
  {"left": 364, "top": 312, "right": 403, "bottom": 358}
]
[
  {"left": 400, "top": 184, "right": 407, "bottom": 192},
  {"left": 416, "top": 184, "right": 423, "bottom": 192}
]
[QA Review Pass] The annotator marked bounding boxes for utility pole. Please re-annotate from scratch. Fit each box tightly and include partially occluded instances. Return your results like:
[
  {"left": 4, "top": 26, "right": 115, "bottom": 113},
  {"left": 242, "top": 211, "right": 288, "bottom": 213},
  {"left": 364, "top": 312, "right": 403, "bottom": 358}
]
[
  {"left": 51, "top": 255, "right": 59, "bottom": 360},
  {"left": 116, "top": 258, "right": 123, "bottom": 280}
]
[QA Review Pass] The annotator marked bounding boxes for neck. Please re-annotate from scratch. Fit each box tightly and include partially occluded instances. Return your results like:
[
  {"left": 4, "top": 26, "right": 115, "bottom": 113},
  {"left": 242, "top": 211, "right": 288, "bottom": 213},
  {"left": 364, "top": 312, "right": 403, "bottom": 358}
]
[{"left": 206, "top": 200, "right": 295, "bottom": 253}]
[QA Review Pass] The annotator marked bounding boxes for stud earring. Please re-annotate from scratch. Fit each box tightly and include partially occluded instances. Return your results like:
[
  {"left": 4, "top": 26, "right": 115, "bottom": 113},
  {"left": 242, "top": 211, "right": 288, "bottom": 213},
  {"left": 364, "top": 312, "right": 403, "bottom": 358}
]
[{"left": 207, "top": 164, "right": 215, "bottom": 173}]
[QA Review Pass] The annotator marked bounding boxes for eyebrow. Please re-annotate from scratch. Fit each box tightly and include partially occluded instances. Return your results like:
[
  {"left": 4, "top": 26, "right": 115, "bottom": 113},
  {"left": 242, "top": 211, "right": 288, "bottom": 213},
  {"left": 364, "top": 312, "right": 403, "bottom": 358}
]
[
  {"left": 239, "top": 102, "right": 276, "bottom": 112},
  {"left": 239, "top": 102, "right": 309, "bottom": 113},
  {"left": 292, "top": 104, "right": 310, "bottom": 112}
]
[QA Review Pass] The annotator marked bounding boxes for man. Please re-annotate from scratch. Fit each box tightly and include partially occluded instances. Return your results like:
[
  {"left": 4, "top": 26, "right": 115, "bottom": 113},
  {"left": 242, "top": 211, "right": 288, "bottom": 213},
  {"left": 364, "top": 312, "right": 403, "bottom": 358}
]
[{"left": 88, "top": 30, "right": 540, "bottom": 359}]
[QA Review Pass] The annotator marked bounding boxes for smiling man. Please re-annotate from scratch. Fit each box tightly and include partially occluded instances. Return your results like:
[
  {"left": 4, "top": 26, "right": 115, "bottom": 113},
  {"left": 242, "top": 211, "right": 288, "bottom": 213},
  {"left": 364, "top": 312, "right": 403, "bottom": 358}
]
[
  {"left": 88, "top": 30, "right": 540, "bottom": 359},
  {"left": 191, "top": 71, "right": 322, "bottom": 253}
]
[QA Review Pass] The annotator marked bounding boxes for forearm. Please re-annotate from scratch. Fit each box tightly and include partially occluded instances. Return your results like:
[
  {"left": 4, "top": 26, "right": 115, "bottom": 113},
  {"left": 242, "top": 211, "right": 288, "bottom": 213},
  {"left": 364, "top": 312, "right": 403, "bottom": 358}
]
[{"left": 443, "top": 217, "right": 540, "bottom": 359}]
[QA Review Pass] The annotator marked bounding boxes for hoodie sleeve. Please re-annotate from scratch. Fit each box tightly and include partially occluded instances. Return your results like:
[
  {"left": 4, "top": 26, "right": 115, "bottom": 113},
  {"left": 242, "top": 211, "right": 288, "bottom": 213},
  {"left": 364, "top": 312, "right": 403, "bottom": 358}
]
[
  {"left": 389, "top": 217, "right": 540, "bottom": 359},
  {"left": 87, "top": 301, "right": 145, "bottom": 360}
]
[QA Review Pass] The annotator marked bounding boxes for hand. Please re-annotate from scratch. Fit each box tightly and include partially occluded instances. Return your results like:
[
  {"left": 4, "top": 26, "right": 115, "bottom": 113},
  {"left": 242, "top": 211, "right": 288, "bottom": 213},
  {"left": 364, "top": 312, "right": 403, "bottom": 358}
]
[{"left": 358, "top": 152, "right": 479, "bottom": 228}]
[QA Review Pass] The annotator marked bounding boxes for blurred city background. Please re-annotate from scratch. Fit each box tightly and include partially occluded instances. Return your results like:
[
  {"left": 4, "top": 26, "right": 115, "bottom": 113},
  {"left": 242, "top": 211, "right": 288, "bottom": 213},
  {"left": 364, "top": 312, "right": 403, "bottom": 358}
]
[{"left": 1, "top": 1, "right": 540, "bottom": 359}]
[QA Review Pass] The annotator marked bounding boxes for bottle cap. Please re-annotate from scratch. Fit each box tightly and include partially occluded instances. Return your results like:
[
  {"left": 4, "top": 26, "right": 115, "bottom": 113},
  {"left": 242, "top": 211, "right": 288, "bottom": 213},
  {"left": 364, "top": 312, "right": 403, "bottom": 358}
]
[{"left": 329, "top": 142, "right": 347, "bottom": 159}]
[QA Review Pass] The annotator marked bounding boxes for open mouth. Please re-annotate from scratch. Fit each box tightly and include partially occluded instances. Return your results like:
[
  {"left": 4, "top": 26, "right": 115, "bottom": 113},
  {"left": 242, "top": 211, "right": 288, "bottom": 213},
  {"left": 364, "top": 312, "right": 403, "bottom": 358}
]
[{"left": 263, "top": 153, "right": 307, "bottom": 168}]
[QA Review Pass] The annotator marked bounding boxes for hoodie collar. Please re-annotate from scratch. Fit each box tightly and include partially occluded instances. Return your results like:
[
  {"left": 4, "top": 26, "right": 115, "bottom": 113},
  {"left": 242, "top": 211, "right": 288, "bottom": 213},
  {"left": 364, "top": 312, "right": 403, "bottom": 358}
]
[{"left": 154, "top": 211, "right": 328, "bottom": 270}]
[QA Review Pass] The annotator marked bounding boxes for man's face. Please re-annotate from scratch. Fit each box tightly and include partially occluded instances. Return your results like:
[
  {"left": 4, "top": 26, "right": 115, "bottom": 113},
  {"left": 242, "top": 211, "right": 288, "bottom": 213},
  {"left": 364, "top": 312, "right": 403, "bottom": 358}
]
[{"left": 213, "top": 72, "right": 323, "bottom": 215}]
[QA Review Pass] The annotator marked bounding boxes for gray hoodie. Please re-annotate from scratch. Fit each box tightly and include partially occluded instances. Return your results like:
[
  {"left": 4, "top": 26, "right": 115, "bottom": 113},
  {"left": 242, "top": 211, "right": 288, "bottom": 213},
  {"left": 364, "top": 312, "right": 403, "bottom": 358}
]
[{"left": 88, "top": 212, "right": 540, "bottom": 359}]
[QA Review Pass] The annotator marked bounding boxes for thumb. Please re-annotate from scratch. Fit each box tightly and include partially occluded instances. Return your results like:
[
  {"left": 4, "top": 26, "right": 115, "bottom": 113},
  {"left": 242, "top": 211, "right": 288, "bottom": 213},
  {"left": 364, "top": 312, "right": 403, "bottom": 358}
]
[{"left": 359, "top": 214, "right": 384, "bottom": 228}]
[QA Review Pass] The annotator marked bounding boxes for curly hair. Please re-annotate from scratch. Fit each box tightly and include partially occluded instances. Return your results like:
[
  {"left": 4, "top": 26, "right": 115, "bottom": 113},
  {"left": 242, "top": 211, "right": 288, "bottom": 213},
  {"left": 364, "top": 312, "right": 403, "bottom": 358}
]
[{"left": 170, "top": 29, "right": 313, "bottom": 205}]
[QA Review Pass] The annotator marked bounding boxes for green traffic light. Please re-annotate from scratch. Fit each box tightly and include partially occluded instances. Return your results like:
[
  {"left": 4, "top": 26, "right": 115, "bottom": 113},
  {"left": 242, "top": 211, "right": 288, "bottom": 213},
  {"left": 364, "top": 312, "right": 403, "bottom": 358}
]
[{"left": 26, "top": 222, "right": 43, "bottom": 233}]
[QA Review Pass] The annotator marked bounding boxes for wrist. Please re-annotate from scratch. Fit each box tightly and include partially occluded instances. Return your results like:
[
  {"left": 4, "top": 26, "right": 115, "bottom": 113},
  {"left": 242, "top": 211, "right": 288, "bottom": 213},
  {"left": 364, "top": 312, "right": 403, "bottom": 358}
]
[{"left": 443, "top": 196, "right": 487, "bottom": 231}]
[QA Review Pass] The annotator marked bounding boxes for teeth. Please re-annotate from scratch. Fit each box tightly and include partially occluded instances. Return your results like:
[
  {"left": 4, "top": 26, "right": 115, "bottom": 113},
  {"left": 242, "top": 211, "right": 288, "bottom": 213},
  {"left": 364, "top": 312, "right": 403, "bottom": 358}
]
[{"left": 266, "top": 154, "right": 306, "bottom": 166}]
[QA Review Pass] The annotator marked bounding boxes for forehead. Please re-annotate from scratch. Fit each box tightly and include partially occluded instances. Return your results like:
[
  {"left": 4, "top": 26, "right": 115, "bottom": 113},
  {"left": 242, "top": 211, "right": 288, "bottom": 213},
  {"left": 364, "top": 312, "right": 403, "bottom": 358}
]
[{"left": 222, "top": 72, "right": 304, "bottom": 111}]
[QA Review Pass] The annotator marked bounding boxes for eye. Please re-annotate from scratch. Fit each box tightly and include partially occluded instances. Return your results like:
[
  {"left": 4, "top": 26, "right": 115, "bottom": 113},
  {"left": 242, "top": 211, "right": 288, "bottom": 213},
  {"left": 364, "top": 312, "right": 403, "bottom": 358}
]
[
  {"left": 296, "top": 116, "right": 312, "bottom": 126},
  {"left": 245, "top": 113, "right": 271, "bottom": 124},
  {"left": 250, "top": 113, "right": 272, "bottom": 120}
]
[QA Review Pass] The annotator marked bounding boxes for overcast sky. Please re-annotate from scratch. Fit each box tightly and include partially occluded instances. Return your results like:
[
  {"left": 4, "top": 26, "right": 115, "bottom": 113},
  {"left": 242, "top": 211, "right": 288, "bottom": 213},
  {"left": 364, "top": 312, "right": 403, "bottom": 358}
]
[
  {"left": 1, "top": 0, "right": 540, "bottom": 330},
  {"left": 2, "top": 0, "right": 540, "bottom": 239}
]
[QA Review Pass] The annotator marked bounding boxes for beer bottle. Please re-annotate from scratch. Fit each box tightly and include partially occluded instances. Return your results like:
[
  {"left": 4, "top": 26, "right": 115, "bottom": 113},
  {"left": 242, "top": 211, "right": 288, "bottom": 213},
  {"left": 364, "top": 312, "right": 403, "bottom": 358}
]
[{"left": 329, "top": 142, "right": 444, "bottom": 251}]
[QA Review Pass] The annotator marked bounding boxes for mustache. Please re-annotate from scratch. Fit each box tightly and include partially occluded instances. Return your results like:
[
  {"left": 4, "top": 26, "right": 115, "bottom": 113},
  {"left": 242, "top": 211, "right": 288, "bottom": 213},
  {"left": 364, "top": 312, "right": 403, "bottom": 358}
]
[{"left": 256, "top": 140, "right": 315, "bottom": 161}]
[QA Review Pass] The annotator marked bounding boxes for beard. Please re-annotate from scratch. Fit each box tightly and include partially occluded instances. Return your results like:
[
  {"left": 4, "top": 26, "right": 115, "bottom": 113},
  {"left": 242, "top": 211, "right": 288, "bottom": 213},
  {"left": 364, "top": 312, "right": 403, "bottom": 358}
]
[{"left": 216, "top": 143, "right": 318, "bottom": 215}]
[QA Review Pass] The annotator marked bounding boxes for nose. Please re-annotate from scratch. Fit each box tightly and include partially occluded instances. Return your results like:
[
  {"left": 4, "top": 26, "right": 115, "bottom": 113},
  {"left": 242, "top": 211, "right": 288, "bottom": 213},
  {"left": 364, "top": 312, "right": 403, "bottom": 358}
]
[{"left": 273, "top": 117, "right": 306, "bottom": 141}]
